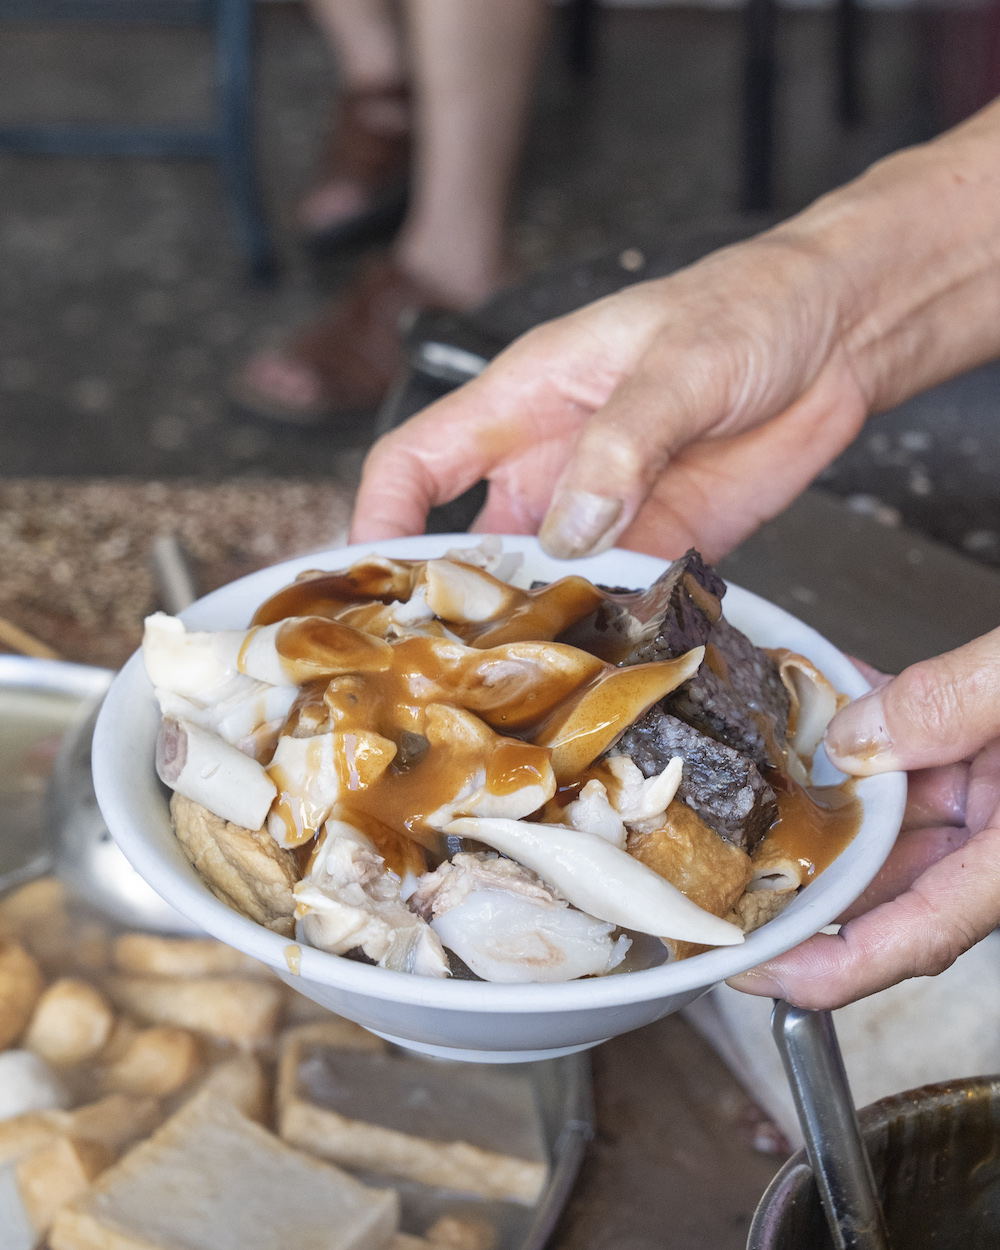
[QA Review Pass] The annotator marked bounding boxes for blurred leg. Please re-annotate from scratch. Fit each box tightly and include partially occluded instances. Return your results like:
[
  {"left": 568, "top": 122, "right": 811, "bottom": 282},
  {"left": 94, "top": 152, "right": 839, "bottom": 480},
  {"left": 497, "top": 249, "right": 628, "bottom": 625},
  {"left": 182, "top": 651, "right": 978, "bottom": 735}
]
[
  {"left": 306, "top": 0, "right": 406, "bottom": 89},
  {"left": 300, "top": 0, "right": 411, "bottom": 234},
  {"left": 396, "top": 0, "right": 549, "bottom": 305},
  {"left": 234, "top": 0, "right": 549, "bottom": 420}
]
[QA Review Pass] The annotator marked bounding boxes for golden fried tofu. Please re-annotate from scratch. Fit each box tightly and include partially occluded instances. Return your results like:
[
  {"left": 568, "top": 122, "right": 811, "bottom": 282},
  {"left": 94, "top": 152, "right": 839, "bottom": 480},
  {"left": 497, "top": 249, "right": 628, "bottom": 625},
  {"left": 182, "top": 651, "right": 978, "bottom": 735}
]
[
  {"left": 15, "top": 1135, "right": 113, "bottom": 1238},
  {"left": 50, "top": 1093, "right": 399, "bottom": 1250},
  {"left": 727, "top": 887, "right": 798, "bottom": 934},
  {"left": 425, "top": 1216, "right": 496, "bottom": 1250},
  {"left": 195, "top": 1054, "right": 269, "bottom": 1124},
  {"left": 101, "top": 1027, "right": 201, "bottom": 1098},
  {"left": 0, "top": 1095, "right": 160, "bottom": 1167},
  {"left": 0, "top": 940, "right": 44, "bottom": 1049},
  {"left": 628, "top": 801, "right": 754, "bottom": 961},
  {"left": 628, "top": 801, "right": 753, "bottom": 918},
  {"left": 25, "top": 979, "right": 115, "bottom": 1066},
  {"left": 111, "top": 934, "right": 273, "bottom": 980},
  {"left": 170, "top": 793, "right": 298, "bottom": 937},
  {"left": 104, "top": 975, "right": 283, "bottom": 1048}
]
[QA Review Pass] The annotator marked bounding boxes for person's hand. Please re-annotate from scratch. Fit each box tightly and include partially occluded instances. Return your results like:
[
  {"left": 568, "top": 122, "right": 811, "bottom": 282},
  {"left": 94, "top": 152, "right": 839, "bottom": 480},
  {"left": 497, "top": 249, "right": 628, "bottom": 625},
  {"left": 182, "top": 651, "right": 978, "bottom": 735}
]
[
  {"left": 351, "top": 99, "right": 1000, "bottom": 561},
  {"left": 728, "top": 629, "right": 1000, "bottom": 1008},
  {"left": 352, "top": 233, "right": 869, "bottom": 562}
]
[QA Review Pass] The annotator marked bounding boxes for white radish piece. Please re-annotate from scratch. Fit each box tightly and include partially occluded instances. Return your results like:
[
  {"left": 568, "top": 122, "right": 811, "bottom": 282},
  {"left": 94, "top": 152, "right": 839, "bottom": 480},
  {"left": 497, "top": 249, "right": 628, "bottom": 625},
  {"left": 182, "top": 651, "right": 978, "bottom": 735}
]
[
  {"left": 155, "top": 717, "right": 276, "bottom": 831},
  {"left": 445, "top": 817, "right": 744, "bottom": 946},
  {"left": 143, "top": 613, "right": 235, "bottom": 699}
]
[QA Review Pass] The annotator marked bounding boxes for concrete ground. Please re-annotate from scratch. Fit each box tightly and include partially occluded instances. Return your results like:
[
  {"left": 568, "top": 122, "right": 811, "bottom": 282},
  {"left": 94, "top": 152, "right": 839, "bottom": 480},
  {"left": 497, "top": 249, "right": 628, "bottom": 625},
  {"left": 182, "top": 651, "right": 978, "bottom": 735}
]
[
  {"left": 0, "top": 6, "right": 935, "bottom": 456},
  {"left": 0, "top": 2, "right": 996, "bottom": 556}
]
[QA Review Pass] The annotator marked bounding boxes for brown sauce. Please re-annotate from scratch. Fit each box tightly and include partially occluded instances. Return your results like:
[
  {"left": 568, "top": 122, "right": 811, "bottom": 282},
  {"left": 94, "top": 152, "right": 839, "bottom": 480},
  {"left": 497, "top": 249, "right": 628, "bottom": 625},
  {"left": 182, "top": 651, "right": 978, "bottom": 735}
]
[
  {"left": 454, "top": 576, "right": 605, "bottom": 648},
  {"left": 763, "top": 779, "right": 862, "bottom": 880},
  {"left": 253, "top": 554, "right": 859, "bottom": 901},
  {"left": 251, "top": 558, "right": 422, "bottom": 625}
]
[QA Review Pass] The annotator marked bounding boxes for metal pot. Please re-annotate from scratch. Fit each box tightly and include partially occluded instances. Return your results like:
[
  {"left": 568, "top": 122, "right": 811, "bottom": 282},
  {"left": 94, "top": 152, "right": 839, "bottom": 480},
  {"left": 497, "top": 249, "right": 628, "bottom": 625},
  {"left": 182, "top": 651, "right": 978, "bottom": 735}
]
[{"left": 748, "top": 1075, "right": 1000, "bottom": 1249}]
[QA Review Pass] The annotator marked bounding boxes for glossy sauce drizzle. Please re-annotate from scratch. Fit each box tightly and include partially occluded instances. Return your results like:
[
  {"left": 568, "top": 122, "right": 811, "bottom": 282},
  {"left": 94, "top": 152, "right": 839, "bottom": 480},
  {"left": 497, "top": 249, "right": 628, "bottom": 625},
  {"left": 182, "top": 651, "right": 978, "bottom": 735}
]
[
  {"left": 256, "top": 555, "right": 861, "bottom": 887},
  {"left": 764, "top": 778, "right": 862, "bottom": 879}
]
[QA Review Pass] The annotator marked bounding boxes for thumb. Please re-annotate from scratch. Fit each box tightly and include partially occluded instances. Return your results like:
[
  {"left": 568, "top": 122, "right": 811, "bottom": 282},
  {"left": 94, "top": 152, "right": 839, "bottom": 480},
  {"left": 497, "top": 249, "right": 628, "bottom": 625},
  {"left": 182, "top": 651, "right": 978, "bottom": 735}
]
[{"left": 825, "top": 626, "right": 1000, "bottom": 775}]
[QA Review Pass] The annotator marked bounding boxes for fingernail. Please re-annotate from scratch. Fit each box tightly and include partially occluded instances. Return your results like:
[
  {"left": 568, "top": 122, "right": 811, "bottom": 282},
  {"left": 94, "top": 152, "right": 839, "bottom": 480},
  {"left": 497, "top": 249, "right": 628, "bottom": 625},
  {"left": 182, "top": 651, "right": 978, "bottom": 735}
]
[
  {"left": 825, "top": 688, "right": 896, "bottom": 774},
  {"left": 725, "top": 968, "right": 787, "bottom": 998},
  {"left": 539, "top": 491, "right": 622, "bottom": 559}
]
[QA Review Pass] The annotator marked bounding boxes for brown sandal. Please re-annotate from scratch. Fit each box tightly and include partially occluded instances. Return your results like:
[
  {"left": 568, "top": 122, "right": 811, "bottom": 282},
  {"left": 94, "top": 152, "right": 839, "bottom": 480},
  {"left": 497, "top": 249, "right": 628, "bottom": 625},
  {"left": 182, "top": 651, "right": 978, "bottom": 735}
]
[
  {"left": 229, "top": 256, "right": 452, "bottom": 424},
  {"left": 299, "top": 86, "right": 412, "bottom": 249}
]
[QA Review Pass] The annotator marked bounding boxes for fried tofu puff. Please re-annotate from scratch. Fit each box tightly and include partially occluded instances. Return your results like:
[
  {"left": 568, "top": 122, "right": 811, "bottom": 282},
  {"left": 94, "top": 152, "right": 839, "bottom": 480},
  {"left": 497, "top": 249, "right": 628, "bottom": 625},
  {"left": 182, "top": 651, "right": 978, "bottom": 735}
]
[{"left": 627, "top": 801, "right": 753, "bottom": 960}]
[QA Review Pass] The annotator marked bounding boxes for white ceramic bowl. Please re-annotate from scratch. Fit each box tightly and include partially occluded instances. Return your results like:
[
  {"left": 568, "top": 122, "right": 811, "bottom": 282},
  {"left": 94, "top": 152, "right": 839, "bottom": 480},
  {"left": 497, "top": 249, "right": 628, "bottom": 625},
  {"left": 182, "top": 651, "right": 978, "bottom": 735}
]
[{"left": 93, "top": 535, "right": 906, "bottom": 1063}]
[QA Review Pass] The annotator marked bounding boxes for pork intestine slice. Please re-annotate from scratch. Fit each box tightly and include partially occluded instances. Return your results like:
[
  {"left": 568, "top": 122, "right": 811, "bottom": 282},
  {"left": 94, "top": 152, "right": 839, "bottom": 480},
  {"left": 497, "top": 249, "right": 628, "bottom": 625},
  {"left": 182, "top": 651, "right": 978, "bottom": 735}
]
[
  {"left": 772, "top": 649, "right": 846, "bottom": 782},
  {"left": 155, "top": 717, "right": 277, "bottom": 831}
]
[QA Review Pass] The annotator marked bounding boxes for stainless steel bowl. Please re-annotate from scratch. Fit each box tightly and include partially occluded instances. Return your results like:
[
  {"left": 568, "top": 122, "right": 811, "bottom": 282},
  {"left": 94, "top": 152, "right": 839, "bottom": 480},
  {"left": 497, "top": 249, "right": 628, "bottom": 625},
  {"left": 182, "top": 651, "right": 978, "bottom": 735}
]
[{"left": 748, "top": 1075, "right": 1000, "bottom": 1249}]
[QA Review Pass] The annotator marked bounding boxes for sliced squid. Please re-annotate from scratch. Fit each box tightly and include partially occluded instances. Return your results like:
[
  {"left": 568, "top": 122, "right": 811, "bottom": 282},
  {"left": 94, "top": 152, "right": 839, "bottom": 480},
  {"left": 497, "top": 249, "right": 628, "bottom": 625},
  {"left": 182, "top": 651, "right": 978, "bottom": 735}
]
[
  {"left": 421, "top": 559, "right": 522, "bottom": 623},
  {"left": 772, "top": 649, "right": 845, "bottom": 781},
  {"left": 295, "top": 820, "right": 449, "bottom": 977},
  {"left": 601, "top": 754, "right": 684, "bottom": 831},
  {"left": 443, "top": 535, "right": 525, "bottom": 584},
  {"left": 445, "top": 817, "right": 744, "bottom": 946},
  {"left": 155, "top": 681, "right": 298, "bottom": 757},
  {"left": 534, "top": 648, "right": 704, "bottom": 781},
  {"left": 557, "top": 780, "right": 626, "bottom": 847},
  {"left": 412, "top": 852, "right": 629, "bottom": 983},
  {"left": 421, "top": 704, "right": 556, "bottom": 830},
  {"left": 155, "top": 717, "right": 276, "bottom": 831},
  {"left": 267, "top": 729, "right": 397, "bottom": 848},
  {"left": 143, "top": 612, "right": 235, "bottom": 700}
]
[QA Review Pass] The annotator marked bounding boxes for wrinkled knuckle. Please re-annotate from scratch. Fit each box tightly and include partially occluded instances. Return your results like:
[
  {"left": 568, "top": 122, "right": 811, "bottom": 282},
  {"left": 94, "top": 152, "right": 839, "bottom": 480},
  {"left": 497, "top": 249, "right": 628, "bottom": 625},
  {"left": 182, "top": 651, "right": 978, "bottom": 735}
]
[
  {"left": 912, "top": 919, "right": 974, "bottom": 978},
  {"left": 896, "top": 659, "right": 966, "bottom": 742}
]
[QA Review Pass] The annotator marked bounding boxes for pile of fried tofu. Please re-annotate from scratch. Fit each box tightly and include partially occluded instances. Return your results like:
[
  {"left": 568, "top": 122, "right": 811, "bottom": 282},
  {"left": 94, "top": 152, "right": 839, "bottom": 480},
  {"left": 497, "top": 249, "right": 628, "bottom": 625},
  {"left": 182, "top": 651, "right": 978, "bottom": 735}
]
[{"left": 0, "top": 879, "right": 548, "bottom": 1250}]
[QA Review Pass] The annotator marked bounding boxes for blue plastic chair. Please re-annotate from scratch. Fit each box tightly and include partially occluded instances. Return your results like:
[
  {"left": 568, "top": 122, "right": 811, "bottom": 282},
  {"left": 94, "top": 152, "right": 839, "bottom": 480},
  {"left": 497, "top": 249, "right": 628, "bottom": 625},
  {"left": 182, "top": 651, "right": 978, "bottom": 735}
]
[{"left": 0, "top": 0, "right": 276, "bottom": 280}]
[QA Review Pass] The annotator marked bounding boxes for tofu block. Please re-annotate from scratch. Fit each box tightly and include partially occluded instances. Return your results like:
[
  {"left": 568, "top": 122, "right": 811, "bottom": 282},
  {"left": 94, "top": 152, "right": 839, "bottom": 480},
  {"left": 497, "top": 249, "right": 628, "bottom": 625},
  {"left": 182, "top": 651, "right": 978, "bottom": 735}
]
[
  {"left": 194, "top": 1055, "right": 269, "bottom": 1123},
  {"left": 50, "top": 1093, "right": 399, "bottom": 1250},
  {"left": 0, "top": 942, "right": 44, "bottom": 1050},
  {"left": 101, "top": 1028, "right": 201, "bottom": 1098},
  {"left": 277, "top": 1038, "right": 548, "bottom": 1204},
  {"left": 16, "top": 1136, "right": 112, "bottom": 1238},
  {"left": 170, "top": 793, "right": 298, "bottom": 937},
  {"left": 0, "top": 880, "right": 66, "bottom": 940},
  {"left": 111, "top": 935, "right": 272, "bottom": 980},
  {"left": 0, "top": 1096, "right": 159, "bottom": 1167},
  {"left": 24, "top": 980, "right": 115, "bottom": 1066},
  {"left": 424, "top": 1216, "right": 495, "bottom": 1250},
  {"left": 103, "top": 975, "right": 283, "bottom": 1047}
]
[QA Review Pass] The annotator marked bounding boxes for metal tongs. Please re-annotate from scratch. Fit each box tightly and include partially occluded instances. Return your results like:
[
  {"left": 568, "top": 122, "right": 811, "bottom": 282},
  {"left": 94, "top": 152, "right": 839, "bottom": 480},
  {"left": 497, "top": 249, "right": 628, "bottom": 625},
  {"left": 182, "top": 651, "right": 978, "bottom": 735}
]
[{"left": 772, "top": 1001, "right": 893, "bottom": 1250}]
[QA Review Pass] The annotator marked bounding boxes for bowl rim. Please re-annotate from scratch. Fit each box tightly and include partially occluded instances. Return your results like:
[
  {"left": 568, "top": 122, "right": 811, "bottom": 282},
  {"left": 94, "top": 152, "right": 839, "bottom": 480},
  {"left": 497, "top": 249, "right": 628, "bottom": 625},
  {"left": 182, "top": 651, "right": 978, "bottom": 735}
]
[{"left": 93, "top": 534, "right": 907, "bottom": 1014}]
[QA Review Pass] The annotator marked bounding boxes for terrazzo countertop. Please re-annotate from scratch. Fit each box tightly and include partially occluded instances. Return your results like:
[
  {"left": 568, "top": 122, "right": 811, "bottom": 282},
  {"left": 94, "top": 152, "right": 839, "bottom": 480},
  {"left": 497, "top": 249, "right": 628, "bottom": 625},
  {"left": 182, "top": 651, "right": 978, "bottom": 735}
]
[{"left": 0, "top": 478, "right": 353, "bottom": 667}]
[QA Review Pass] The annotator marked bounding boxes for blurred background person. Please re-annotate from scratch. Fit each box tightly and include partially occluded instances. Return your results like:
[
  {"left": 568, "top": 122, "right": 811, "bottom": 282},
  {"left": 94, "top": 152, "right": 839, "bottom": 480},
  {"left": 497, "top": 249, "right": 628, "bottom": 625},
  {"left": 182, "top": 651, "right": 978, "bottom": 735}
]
[{"left": 229, "top": 0, "right": 549, "bottom": 426}]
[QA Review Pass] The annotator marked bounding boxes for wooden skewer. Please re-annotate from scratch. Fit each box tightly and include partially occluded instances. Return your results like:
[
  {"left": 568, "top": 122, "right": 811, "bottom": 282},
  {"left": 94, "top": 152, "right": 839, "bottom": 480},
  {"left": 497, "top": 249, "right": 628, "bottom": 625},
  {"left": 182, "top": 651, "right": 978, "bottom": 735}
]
[{"left": 0, "top": 615, "right": 61, "bottom": 660}]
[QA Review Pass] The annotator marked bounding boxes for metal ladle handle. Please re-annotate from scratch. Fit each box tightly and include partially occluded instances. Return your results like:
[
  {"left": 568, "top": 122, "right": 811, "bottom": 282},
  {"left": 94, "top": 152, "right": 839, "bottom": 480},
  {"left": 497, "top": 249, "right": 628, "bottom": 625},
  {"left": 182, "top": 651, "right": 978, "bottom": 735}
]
[{"left": 771, "top": 1001, "right": 892, "bottom": 1250}]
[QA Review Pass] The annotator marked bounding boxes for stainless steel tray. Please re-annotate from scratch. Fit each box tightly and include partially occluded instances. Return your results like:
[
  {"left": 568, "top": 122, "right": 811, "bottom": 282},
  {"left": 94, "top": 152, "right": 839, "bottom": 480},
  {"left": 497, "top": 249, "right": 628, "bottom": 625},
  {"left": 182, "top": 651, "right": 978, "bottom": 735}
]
[{"left": 0, "top": 654, "right": 592, "bottom": 1250}]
